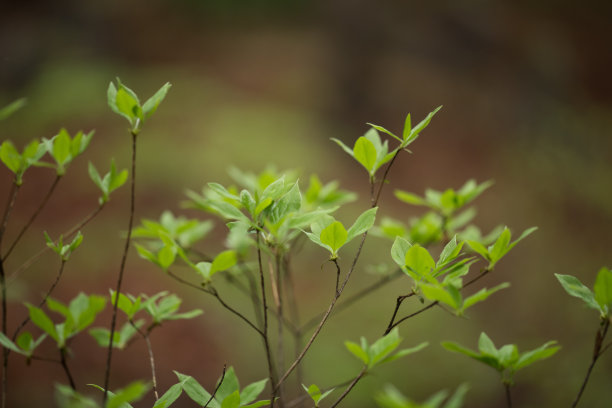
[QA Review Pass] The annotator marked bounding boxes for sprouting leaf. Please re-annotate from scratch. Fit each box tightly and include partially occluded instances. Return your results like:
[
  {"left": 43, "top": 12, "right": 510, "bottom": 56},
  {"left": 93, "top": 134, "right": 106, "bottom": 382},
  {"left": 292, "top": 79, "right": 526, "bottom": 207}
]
[
  {"left": 302, "top": 384, "right": 334, "bottom": 407},
  {"left": 353, "top": 137, "right": 378, "bottom": 173},
  {"left": 593, "top": 267, "right": 612, "bottom": 312},
  {"left": 391, "top": 236, "right": 412, "bottom": 267},
  {"left": 142, "top": 82, "right": 172, "bottom": 119},
  {"left": 346, "top": 207, "right": 378, "bottom": 242},
  {"left": 320, "top": 221, "right": 347, "bottom": 258}
]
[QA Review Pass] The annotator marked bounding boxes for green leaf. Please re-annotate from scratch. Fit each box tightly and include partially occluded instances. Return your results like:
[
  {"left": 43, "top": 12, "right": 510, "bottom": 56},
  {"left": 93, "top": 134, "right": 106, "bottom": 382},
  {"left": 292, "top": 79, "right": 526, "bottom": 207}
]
[
  {"left": 51, "top": 129, "right": 72, "bottom": 169},
  {"left": 462, "top": 282, "right": 510, "bottom": 313},
  {"left": 443, "top": 384, "right": 470, "bottom": 408},
  {"left": 320, "top": 221, "right": 348, "bottom": 257},
  {"left": 442, "top": 340, "right": 501, "bottom": 371},
  {"left": 142, "top": 82, "right": 171, "bottom": 119},
  {"left": 240, "top": 379, "right": 268, "bottom": 405},
  {"left": 593, "top": 267, "right": 612, "bottom": 311},
  {"left": 477, "top": 332, "right": 499, "bottom": 358},
  {"left": 404, "top": 244, "right": 435, "bottom": 279},
  {"left": 394, "top": 190, "right": 426, "bottom": 206},
  {"left": 0, "top": 141, "right": 21, "bottom": 174},
  {"left": 555, "top": 273, "right": 600, "bottom": 311},
  {"left": 345, "top": 340, "right": 369, "bottom": 365},
  {"left": 514, "top": 341, "right": 560, "bottom": 370},
  {"left": 0, "top": 332, "right": 23, "bottom": 354},
  {"left": 107, "top": 381, "right": 149, "bottom": 408},
  {"left": 346, "top": 207, "right": 378, "bottom": 243},
  {"left": 221, "top": 390, "right": 241, "bottom": 408},
  {"left": 331, "top": 138, "right": 355, "bottom": 157},
  {"left": 420, "top": 284, "right": 460, "bottom": 310},
  {"left": 153, "top": 383, "right": 183, "bottom": 408},
  {"left": 211, "top": 250, "right": 237, "bottom": 276},
  {"left": 489, "top": 227, "right": 511, "bottom": 262},
  {"left": 353, "top": 136, "right": 378, "bottom": 173},
  {"left": 391, "top": 236, "right": 412, "bottom": 267},
  {"left": 369, "top": 328, "right": 402, "bottom": 367},
  {"left": 403, "top": 106, "right": 442, "bottom": 146},
  {"left": 466, "top": 240, "right": 490, "bottom": 261},
  {"left": 157, "top": 245, "right": 176, "bottom": 270},
  {"left": 26, "top": 304, "right": 58, "bottom": 343},
  {"left": 176, "top": 373, "right": 214, "bottom": 407},
  {"left": 378, "top": 341, "right": 429, "bottom": 366}
]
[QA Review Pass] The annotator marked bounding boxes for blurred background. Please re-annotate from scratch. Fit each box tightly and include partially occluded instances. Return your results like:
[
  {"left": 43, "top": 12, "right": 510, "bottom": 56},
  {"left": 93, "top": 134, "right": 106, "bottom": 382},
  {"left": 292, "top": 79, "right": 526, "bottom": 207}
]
[{"left": 1, "top": 0, "right": 611, "bottom": 407}]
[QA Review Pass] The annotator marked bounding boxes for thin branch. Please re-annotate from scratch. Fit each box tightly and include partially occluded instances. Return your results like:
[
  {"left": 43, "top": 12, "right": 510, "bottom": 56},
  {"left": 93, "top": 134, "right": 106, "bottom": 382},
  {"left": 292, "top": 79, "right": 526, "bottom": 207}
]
[
  {"left": 504, "top": 383, "right": 512, "bottom": 408},
  {"left": 204, "top": 364, "right": 227, "bottom": 408},
  {"left": 60, "top": 348, "right": 76, "bottom": 390},
  {"left": 275, "top": 229, "right": 370, "bottom": 392},
  {"left": 104, "top": 132, "right": 138, "bottom": 402},
  {"left": 165, "top": 269, "right": 264, "bottom": 337},
  {"left": 130, "top": 320, "right": 159, "bottom": 400},
  {"left": 373, "top": 149, "right": 402, "bottom": 207},
  {"left": 332, "top": 259, "right": 341, "bottom": 296},
  {"left": 387, "top": 301, "right": 439, "bottom": 333},
  {"left": 383, "top": 292, "right": 415, "bottom": 335},
  {"left": 329, "top": 366, "right": 368, "bottom": 408},
  {"left": 300, "top": 270, "right": 401, "bottom": 333},
  {"left": 3, "top": 175, "right": 61, "bottom": 261},
  {"left": 572, "top": 317, "right": 610, "bottom": 408},
  {"left": 284, "top": 374, "right": 362, "bottom": 408}
]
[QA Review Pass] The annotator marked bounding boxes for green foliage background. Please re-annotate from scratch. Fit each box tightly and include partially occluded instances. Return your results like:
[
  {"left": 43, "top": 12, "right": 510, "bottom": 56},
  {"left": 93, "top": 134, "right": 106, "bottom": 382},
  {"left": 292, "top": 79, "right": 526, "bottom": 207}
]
[{"left": 1, "top": 1, "right": 611, "bottom": 407}]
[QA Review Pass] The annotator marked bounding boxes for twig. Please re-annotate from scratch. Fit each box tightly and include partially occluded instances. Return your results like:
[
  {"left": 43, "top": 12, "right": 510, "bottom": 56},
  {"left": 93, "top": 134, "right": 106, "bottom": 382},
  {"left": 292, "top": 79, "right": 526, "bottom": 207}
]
[
  {"left": 504, "top": 383, "right": 512, "bottom": 408},
  {"left": 3, "top": 175, "right": 61, "bottom": 261},
  {"left": 300, "top": 270, "right": 401, "bottom": 333},
  {"left": 130, "top": 321, "right": 159, "bottom": 400},
  {"left": 571, "top": 317, "right": 610, "bottom": 408},
  {"left": 386, "top": 301, "right": 439, "bottom": 333},
  {"left": 165, "top": 269, "right": 264, "bottom": 337},
  {"left": 382, "top": 292, "right": 415, "bottom": 335},
  {"left": 104, "top": 131, "right": 138, "bottom": 402},
  {"left": 60, "top": 348, "right": 76, "bottom": 390},
  {"left": 329, "top": 366, "right": 368, "bottom": 408},
  {"left": 373, "top": 149, "right": 401, "bottom": 207},
  {"left": 204, "top": 364, "right": 227, "bottom": 408}
]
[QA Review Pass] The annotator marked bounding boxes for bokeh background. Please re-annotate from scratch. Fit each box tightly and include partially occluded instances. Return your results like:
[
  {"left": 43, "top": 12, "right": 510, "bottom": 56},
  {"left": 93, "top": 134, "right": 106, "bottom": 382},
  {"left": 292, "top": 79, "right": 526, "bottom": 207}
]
[{"left": 1, "top": 1, "right": 611, "bottom": 407}]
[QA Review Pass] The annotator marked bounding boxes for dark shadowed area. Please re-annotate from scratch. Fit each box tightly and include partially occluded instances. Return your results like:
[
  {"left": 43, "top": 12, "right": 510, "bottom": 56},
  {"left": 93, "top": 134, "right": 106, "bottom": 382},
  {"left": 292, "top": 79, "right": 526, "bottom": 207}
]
[{"left": 1, "top": 1, "right": 611, "bottom": 407}]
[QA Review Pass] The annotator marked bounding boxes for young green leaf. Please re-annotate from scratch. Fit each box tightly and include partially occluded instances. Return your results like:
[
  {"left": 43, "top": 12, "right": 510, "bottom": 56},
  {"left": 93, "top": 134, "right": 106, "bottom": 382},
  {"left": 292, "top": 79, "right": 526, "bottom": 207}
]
[
  {"left": 593, "top": 267, "right": 612, "bottom": 312},
  {"left": 346, "top": 207, "right": 378, "bottom": 242},
  {"left": 353, "top": 136, "right": 378, "bottom": 173},
  {"left": 0, "top": 98, "right": 26, "bottom": 121},
  {"left": 302, "top": 384, "right": 334, "bottom": 407},
  {"left": 320, "top": 221, "right": 348, "bottom": 258},
  {"left": 555, "top": 273, "right": 600, "bottom": 311},
  {"left": 142, "top": 82, "right": 172, "bottom": 119}
]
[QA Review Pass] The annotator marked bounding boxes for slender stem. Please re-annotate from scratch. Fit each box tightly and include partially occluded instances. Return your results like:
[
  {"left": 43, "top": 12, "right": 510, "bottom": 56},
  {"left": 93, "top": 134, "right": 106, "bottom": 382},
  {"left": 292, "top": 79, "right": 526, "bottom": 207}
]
[
  {"left": 571, "top": 317, "right": 610, "bottom": 408},
  {"left": 104, "top": 132, "right": 138, "bottom": 402},
  {"left": 204, "top": 364, "right": 227, "bottom": 408},
  {"left": 130, "top": 321, "right": 159, "bottom": 400},
  {"left": 165, "top": 269, "right": 264, "bottom": 337},
  {"left": 275, "top": 230, "right": 370, "bottom": 392},
  {"left": 60, "top": 348, "right": 76, "bottom": 390},
  {"left": 285, "top": 375, "right": 359, "bottom": 408},
  {"left": 256, "top": 231, "right": 277, "bottom": 407},
  {"left": 387, "top": 301, "right": 439, "bottom": 333},
  {"left": 8, "top": 204, "right": 104, "bottom": 283},
  {"left": 373, "top": 149, "right": 401, "bottom": 207},
  {"left": 3, "top": 175, "right": 61, "bottom": 261},
  {"left": 329, "top": 366, "right": 368, "bottom": 408},
  {"left": 300, "top": 270, "right": 401, "bottom": 333},
  {"left": 504, "top": 383, "right": 512, "bottom": 408},
  {"left": 383, "top": 293, "right": 415, "bottom": 335},
  {"left": 332, "top": 259, "right": 341, "bottom": 296},
  {"left": 0, "top": 181, "right": 19, "bottom": 408}
]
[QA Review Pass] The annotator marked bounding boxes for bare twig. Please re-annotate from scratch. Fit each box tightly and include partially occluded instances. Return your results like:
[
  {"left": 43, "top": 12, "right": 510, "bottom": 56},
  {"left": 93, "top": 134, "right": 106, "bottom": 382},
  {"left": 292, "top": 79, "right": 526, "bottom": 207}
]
[
  {"left": 504, "top": 383, "right": 512, "bottom": 408},
  {"left": 572, "top": 317, "right": 610, "bottom": 408},
  {"left": 204, "top": 364, "right": 227, "bottom": 408},
  {"left": 60, "top": 348, "right": 76, "bottom": 390},
  {"left": 130, "top": 320, "right": 159, "bottom": 400},
  {"left": 329, "top": 366, "right": 368, "bottom": 408}
]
